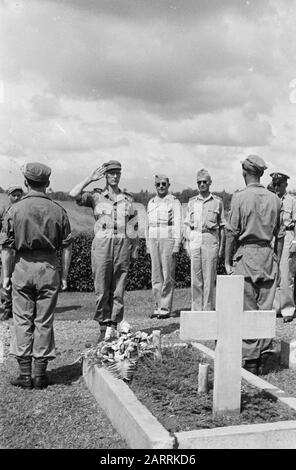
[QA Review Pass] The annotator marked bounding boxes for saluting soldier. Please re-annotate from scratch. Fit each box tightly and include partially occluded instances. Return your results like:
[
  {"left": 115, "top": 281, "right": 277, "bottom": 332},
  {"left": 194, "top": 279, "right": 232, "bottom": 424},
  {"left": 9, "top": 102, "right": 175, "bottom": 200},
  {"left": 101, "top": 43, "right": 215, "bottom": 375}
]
[
  {"left": 69, "top": 161, "right": 138, "bottom": 341},
  {"left": 0, "top": 185, "right": 24, "bottom": 321},
  {"left": 225, "top": 155, "right": 284, "bottom": 375},
  {"left": 270, "top": 172, "right": 296, "bottom": 323},
  {"left": 145, "top": 175, "right": 182, "bottom": 319},
  {"left": 1, "top": 163, "right": 73, "bottom": 389},
  {"left": 183, "top": 169, "right": 225, "bottom": 311}
]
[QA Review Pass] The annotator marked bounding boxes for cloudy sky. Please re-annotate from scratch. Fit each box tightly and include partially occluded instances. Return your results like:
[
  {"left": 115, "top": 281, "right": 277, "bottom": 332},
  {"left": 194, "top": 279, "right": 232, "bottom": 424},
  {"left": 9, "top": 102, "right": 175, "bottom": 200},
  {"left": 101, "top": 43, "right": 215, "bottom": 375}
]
[{"left": 1, "top": 0, "right": 296, "bottom": 193}]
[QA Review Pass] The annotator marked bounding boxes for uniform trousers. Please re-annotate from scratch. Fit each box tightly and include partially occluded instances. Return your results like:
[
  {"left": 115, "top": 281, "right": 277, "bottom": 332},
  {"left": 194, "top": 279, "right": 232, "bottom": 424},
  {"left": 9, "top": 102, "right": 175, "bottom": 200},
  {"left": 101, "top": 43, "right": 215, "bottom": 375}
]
[
  {"left": 92, "top": 235, "right": 132, "bottom": 325},
  {"left": 233, "top": 244, "right": 278, "bottom": 361},
  {"left": 190, "top": 232, "right": 219, "bottom": 311},
  {"left": 273, "top": 230, "right": 296, "bottom": 318},
  {"left": 11, "top": 251, "right": 59, "bottom": 359},
  {"left": 148, "top": 238, "right": 176, "bottom": 313}
]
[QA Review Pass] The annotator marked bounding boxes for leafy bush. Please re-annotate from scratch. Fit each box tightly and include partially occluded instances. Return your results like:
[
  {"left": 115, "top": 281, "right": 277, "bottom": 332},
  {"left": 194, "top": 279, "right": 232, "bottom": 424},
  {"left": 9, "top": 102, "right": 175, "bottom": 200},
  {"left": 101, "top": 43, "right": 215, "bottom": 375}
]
[{"left": 66, "top": 234, "right": 225, "bottom": 292}]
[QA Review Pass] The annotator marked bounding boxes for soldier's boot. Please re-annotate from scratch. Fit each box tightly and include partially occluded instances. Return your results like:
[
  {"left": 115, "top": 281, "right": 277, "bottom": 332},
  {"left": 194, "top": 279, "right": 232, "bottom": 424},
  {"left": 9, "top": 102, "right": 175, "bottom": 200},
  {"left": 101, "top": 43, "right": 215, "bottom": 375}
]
[
  {"left": 157, "top": 308, "right": 170, "bottom": 319},
  {"left": 11, "top": 357, "right": 33, "bottom": 389},
  {"left": 243, "top": 359, "right": 260, "bottom": 375},
  {"left": 33, "top": 358, "right": 49, "bottom": 389}
]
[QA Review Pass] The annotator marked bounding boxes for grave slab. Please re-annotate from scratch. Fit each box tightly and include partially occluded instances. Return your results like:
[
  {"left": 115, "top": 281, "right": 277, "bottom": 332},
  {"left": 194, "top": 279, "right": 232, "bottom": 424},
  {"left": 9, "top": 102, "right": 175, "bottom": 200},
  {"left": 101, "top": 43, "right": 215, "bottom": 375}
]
[
  {"left": 281, "top": 339, "right": 296, "bottom": 370},
  {"left": 83, "top": 360, "right": 174, "bottom": 449}
]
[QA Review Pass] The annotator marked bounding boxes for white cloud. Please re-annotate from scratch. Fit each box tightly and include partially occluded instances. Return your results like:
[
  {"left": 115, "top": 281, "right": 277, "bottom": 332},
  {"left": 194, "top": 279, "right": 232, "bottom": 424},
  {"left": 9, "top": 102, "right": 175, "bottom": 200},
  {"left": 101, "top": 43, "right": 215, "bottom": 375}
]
[{"left": 0, "top": 0, "right": 296, "bottom": 191}]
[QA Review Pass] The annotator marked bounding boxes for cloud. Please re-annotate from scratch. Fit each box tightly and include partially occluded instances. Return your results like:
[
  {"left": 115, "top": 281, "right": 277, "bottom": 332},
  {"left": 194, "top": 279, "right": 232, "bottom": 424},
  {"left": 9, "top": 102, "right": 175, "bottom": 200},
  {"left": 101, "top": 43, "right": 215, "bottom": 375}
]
[
  {"left": 1, "top": 0, "right": 296, "bottom": 191},
  {"left": 166, "top": 110, "right": 273, "bottom": 146}
]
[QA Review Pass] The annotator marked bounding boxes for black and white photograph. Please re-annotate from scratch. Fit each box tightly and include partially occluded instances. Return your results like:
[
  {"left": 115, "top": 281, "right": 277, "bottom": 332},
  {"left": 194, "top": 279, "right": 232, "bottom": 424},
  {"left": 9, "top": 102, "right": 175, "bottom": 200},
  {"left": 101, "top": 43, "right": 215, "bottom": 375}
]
[{"left": 1, "top": 0, "right": 296, "bottom": 453}]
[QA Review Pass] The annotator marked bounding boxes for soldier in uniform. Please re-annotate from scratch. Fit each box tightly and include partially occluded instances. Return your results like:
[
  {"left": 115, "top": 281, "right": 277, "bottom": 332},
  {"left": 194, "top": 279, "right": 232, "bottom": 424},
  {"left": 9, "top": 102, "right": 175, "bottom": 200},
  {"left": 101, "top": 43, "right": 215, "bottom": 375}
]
[
  {"left": 145, "top": 175, "right": 182, "bottom": 319},
  {"left": 0, "top": 185, "right": 24, "bottom": 321},
  {"left": 69, "top": 160, "right": 138, "bottom": 341},
  {"left": 183, "top": 169, "right": 225, "bottom": 311},
  {"left": 270, "top": 172, "right": 296, "bottom": 322},
  {"left": 225, "top": 155, "right": 284, "bottom": 375},
  {"left": 1, "top": 163, "right": 72, "bottom": 389}
]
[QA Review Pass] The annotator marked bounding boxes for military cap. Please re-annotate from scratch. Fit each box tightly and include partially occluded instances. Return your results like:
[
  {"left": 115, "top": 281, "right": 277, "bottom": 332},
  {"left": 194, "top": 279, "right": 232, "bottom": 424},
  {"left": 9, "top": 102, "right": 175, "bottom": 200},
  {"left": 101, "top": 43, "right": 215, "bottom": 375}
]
[
  {"left": 241, "top": 155, "right": 267, "bottom": 176},
  {"left": 155, "top": 174, "right": 169, "bottom": 184},
  {"left": 7, "top": 185, "right": 23, "bottom": 195},
  {"left": 270, "top": 172, "right": 290, "bottom": 184},
  {"left": 22, "top": 162, "right": 51, "bottom": 183},
  {"left": 196, "top": 169, "right": 212, "bottom": 182},
  {"left": 103, "top": 160, "right": 121, "bottom": 172}
]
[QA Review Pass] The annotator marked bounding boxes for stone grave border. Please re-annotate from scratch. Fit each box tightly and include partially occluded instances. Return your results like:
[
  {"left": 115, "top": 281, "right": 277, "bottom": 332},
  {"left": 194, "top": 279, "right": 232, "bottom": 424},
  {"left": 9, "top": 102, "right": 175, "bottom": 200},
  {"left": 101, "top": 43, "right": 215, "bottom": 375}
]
[{"left": 83, "top": 343, "right": 296, "bottom": 449}]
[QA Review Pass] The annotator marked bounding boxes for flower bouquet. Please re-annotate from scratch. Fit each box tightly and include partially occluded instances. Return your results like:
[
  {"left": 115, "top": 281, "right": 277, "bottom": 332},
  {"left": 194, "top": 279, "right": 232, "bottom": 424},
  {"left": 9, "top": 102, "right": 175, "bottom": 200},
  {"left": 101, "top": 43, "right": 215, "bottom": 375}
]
[{"left": 79, "top": 331, "right": 156, "bottom": 381}]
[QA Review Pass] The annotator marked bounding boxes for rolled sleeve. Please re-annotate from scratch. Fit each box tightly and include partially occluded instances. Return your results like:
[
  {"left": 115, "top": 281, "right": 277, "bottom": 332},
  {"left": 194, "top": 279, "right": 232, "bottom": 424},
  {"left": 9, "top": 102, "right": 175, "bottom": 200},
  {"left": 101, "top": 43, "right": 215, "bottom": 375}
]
[
  {"left": 226, "top": 194, "right": 241, "bottom": 238},
  {"left": 61, "top": 212, "right": 73, "bottom": 248},
  {"left": 76, "top": 191, "right": 94, "bottom": 208}
]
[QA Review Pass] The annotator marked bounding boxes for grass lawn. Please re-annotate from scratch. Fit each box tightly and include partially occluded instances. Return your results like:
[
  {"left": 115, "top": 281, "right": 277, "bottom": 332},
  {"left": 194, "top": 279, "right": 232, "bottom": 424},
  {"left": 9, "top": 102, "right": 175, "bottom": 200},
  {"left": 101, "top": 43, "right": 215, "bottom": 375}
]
[{"left": 1, "top": 287, "right": 296, "bottom": 449}]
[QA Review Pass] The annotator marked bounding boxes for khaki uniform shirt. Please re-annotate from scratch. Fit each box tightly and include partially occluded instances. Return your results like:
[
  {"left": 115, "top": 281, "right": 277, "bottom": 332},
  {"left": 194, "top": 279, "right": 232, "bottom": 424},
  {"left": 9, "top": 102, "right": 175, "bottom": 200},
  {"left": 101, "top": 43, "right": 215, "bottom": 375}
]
[
  {"left": 184, "top": 193, "right": 225, "bottom": 250},
  {"left": 281, "top": 193, "right": 296, "bottom": 233},
  {"left": 227, "top": 183, "right": 284, "bottom": 282},
  {"left": 77, "top": 187, "right": 138, "bottom": 240},
  {"left": 146, "top": 194, "right": 182, "bottom": 249},
  {"left": 1, "top": 191, "right": 72, "bottom": 252},
  {"left": 227, "top": 183, "right": 284, "bottom": 244}
]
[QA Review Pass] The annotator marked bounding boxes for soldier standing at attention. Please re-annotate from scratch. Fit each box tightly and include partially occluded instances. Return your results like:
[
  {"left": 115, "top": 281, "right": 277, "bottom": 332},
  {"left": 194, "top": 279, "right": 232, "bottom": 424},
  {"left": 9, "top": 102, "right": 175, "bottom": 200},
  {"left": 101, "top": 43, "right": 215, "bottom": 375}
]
[
  {"left": 183, "top": 169, "right": 225, "bottom": 311},
  {"left": 145, "top": 175, "right": 182, "bottom": 319},
  {"left": 270, "top": 172, "right": 296, "bottom": 323},
  {"left": 225, "top": 155, "right": 284, "bottom": 375},
  {"left": 69, "top": 161, "right": 138, "bottom": 341},
  {"left": 0, "top": 186, "right": 24, "bottom": 321},
  {"left": 1, "top": 163, "right": 72, "bottom": 389}
]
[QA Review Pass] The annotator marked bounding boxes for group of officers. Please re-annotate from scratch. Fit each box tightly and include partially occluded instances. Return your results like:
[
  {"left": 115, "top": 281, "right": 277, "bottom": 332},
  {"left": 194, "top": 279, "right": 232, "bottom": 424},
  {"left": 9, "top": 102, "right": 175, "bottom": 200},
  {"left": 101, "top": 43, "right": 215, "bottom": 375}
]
[{"left": 1, "top": 154, "right": 296, "bottom": 389}]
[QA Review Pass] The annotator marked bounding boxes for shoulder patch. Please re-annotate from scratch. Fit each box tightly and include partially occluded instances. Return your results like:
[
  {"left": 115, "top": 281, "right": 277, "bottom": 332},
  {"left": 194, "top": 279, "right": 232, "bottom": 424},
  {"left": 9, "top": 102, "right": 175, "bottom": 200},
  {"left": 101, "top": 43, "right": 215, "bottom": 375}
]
[{"left": 93, "top": 188, "right": 103, "bottom": 193}]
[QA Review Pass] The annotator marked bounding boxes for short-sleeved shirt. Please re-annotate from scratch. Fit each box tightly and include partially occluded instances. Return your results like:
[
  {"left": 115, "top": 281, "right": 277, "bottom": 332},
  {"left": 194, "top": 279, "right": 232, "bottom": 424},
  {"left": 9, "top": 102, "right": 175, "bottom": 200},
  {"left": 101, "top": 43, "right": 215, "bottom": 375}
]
[
  {"left": 185, "top": 193, "right": 226, "bottom": 233},
  {"left": 1, "top": 190, "right": 72, "bottom": 252},
  {"left": 227, "top": 183, "right": 284, "bottom": 244},
  {"left": 146, "top": 194, "right": 182, "bottom": 245},
  {"left": 76, "top": 187, "right": 137, "bottom": 239},
  {"left": 281, "top": 193, "right": 296, "bottom": 232}
]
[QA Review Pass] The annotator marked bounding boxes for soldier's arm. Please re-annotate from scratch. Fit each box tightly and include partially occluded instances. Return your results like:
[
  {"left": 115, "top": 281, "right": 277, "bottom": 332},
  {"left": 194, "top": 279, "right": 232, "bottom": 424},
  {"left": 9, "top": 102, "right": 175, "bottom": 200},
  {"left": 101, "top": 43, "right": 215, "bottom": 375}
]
[
  {"left": 273, "top": 200, "right": 285, "bottom": 261},
  {"left": 60, "top": 245, "right": 72, "bottom": 291},
  {"left": 289, "top": 197, "right": 296, "bottom": 254},
  {"left": 224, "top": 195, "right": 240, "bottom": 274},
  {"left": 60, "top": 212, "right": 73, "bottom": 291},
  {"left": 69, "top": 166, "right": 105, "bottom": 199},
  {"left": 218, "top": 199, "right": 226, "bottom": 259},
  {"left": 172, "top": 199, "right": 183, "bottom": 254},
  {"left": 1, "top": 248, "right": 14, "bottom": 290}
]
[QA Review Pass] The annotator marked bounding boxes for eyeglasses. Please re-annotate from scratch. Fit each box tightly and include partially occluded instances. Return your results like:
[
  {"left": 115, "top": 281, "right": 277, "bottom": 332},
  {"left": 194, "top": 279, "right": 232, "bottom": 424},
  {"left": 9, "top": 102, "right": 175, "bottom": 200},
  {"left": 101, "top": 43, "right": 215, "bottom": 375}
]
[
  {"left": 197, "top": 180, "right": 208, "bottom": 184},
  {"left": 156, "top": 182, "right": 167, "bottom": 187}
]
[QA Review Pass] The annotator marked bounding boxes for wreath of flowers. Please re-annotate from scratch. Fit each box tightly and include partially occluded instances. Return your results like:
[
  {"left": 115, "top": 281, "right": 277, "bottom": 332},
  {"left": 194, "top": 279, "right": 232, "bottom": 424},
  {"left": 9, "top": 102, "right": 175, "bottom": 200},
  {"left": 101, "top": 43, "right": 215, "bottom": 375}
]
[{"left": 79, "top": 331, "right": 156, "bottom": 381}]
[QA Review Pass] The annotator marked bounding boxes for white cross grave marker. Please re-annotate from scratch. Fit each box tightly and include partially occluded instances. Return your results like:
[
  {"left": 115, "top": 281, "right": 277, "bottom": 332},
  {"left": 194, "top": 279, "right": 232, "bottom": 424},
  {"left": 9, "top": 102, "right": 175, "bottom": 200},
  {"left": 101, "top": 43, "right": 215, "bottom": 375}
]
[{"left": 180, "top": 275, "right": 276, "bottom": 417}]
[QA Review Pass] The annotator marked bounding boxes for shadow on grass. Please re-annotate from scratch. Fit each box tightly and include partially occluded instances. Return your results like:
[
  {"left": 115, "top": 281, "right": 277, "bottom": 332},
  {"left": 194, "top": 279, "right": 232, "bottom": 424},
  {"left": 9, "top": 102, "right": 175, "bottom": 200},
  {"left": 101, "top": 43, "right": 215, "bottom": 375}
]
[
  {"left": 142, "top": 322, "right": 180, "bottom": 337},
  {"left": 55, "top": 305, "right": 82, "bottom": 314},
  {"left": 48, "top": 362, "right": 82, "bottom": 386}
]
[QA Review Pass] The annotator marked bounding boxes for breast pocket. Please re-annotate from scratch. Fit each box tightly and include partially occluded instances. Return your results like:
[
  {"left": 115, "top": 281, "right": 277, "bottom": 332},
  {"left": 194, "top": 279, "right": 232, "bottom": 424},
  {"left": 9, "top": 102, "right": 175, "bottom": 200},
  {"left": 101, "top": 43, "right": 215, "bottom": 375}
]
[{"left": 206, "top": 209, "right": 219, "bottom": 228}]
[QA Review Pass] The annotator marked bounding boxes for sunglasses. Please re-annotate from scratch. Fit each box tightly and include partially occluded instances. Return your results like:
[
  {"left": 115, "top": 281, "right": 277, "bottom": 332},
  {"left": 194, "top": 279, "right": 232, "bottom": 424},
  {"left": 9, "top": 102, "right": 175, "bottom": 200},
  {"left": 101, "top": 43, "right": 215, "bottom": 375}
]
[
  {"left": 156, "top": 182, "right": 167, "bottom": 187},
  {"left": 197, "top": 180, "right": 208, "bottom": 184}
]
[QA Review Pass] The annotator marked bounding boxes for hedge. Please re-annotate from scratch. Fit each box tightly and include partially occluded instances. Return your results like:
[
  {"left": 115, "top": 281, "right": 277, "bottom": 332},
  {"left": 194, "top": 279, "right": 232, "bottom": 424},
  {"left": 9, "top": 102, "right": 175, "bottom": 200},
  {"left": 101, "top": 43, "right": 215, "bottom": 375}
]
[{"left": 65, "top": 233, "right": 226, "bottom": 292}]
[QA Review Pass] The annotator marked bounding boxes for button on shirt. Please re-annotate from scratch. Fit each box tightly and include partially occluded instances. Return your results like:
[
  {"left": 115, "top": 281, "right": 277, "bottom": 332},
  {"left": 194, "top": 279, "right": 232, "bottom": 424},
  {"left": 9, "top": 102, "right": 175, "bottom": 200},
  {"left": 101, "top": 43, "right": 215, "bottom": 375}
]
[
  {"left": 227, "top": 183, "right": 284, "bottom": 243},
  {"left": 184, "top": 193, "right": 225, "bottom": 250},
  {"left": 1, "top": 191, "right": 72, "bottom": 251},
  {"left": 146, "top": 194, "right": 182, "bottom": 249},
  {"left": 76, "top": 187, "right": 137, "bottom": 238}
]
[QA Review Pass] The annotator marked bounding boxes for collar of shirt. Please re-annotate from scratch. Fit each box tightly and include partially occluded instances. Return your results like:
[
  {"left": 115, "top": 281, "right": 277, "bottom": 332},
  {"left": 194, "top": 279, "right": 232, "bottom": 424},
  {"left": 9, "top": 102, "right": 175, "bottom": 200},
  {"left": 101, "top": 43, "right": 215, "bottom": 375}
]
[
  {"left": 102, "top": 187, "right": 127, "bottom": 203},
  {"left": 281, "top": 192, "right": 288, "bottom": 201},
  {"left": 152, "top": 194, "right": 172, "bottom": 204},
  {"left": 22, "top": 190, "right": 52, "bottom": 200},
  {"left": 196, "top": 192, "right": 214, "bottom": 203},
  {"left": 246, "top": 183, "right": 265, "bottom": 189}
]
